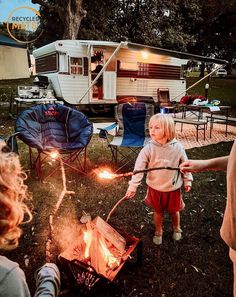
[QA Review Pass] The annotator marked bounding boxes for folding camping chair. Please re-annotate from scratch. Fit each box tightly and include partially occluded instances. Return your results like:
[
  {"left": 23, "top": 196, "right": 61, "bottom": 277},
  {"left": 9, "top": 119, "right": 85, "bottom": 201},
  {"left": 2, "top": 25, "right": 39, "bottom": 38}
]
[
  {"left": 157, "top": 88, "right": 171, "bottom": 107},
  {"left": 15, "top": 103, "right": 93, "bottom": 181},
  {"left": 99, "top": 102, "right": 154, "bottom": 172}
]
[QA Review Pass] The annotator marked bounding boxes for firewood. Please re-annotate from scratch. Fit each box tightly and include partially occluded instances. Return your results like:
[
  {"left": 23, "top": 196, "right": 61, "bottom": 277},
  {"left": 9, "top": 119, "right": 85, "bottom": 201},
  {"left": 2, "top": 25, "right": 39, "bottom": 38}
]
[{"left": 91, "top": 216, "right": 126, "bottom": 253}]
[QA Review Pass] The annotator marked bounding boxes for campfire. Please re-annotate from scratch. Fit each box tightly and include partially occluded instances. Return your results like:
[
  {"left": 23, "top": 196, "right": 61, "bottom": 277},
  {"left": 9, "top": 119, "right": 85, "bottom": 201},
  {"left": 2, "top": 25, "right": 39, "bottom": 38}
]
[
  {"left": 44, "top": 151, "right": 142, "bottom": 295},
  {"left": 58, "top": 216, "right": 140, "bottom": 283}
]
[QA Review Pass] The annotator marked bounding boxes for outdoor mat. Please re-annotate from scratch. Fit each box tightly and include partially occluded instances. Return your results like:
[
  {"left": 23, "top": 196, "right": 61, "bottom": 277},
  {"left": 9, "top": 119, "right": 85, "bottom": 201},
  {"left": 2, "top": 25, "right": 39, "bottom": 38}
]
[{"left": 176, "top": 123, "right": 236, "bottom": 150}]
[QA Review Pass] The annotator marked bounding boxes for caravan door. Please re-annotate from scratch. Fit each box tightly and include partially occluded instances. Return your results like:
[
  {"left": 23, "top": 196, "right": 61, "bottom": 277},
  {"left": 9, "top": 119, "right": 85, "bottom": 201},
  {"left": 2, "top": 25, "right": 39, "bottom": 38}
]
[{"left": 103, "top": 51, "right": 116, "bottom": 100}]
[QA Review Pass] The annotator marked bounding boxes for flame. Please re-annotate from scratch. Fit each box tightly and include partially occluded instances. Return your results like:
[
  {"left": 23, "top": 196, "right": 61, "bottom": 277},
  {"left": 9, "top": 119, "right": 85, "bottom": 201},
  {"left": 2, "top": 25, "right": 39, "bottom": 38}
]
[
  {"left": 99, "top": 237, "right": 120, "bottom": 268},
  {"left": 98, "top": 169, "right": 116, "bottom": 180},
  {"left": 82, "top": 225, "right": 120, "bottom": 272},
  {"left": 83, "top": 230, "right": 93, "bottom": 258}
]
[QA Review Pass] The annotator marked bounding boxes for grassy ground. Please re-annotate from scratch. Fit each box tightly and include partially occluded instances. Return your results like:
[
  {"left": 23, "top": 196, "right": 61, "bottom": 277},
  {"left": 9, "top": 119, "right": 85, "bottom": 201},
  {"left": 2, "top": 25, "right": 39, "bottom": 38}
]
[
  {"left": 0, "top": 112, "right": 234, "bottom": 296},
  {"left": 0, "top": 76, "right": 235, "bottom": 296},
  {"left": 186, "top": 77, "right": 236, "bottom": 109}
]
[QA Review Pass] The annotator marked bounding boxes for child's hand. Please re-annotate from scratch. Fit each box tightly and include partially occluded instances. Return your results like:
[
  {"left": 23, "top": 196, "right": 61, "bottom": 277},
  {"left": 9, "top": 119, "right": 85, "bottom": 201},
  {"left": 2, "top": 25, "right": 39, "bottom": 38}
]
[
  {"left": 185, "top": 186, "right": 191, "bottom": 192},
  {"left": 125, "top": 191, "right": 136, "bottom": 199}
]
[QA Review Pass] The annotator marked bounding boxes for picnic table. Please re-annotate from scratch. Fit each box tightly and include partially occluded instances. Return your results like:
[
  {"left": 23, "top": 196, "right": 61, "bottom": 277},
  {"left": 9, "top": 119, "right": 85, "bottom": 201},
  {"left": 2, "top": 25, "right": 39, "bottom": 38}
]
[
  {"left": 177, "top": 104, "right": 231, "bottom": 121},
  {"left": 173, "top": 104, "right": 232, "bottom": 140}
]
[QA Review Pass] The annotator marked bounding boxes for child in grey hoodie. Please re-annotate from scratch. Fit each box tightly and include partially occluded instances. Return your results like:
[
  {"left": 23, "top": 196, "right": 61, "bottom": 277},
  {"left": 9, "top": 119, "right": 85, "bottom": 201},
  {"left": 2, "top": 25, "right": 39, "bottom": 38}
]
[{"left": 126, "top": 114, "right": 193, "bottom": 245}]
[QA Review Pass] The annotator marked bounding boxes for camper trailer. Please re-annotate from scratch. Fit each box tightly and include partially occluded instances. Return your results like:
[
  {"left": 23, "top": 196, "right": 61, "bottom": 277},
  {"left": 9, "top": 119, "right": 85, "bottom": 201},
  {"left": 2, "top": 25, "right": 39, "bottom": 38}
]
[{"left": 32, "top": 40, "right": 227, "bottom": 110}]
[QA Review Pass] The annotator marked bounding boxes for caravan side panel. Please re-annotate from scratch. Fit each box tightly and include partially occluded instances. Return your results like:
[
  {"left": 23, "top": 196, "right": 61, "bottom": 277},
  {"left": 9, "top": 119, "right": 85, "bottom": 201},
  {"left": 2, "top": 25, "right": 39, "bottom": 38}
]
[
  {"left": 116, "top": 48, "right": 186, "bottom": 101},
  {"left": 117, "top": 78, "right": 186, "bottom": 101},
  {"left": 58, "top": 75, "right": 89, "bottom": 104}
]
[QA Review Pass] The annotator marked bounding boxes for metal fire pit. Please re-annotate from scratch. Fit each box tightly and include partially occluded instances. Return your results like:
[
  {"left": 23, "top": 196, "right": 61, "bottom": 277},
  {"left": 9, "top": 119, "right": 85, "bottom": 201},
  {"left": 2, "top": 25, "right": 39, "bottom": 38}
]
[{"left": 58, "top": 227, "right": 142, "bottom": 296}]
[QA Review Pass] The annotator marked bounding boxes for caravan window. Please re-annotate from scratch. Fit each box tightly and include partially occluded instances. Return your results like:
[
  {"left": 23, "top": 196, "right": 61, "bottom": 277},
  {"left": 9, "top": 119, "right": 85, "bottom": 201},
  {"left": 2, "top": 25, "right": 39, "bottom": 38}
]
[
  {"left": 70, "top": 57, "right": 83, "bottom": 75},
  {"left": 35, "top": 53, "right": 58, "bottom": 73}
]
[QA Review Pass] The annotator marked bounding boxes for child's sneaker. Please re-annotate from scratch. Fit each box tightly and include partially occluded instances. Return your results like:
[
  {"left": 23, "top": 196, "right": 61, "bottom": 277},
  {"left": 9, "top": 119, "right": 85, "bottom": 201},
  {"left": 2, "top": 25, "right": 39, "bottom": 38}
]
[
  {"left": 153, "top": 233, "right": 162, "bottom": 245},
  {"left": 173, "top": 230, "right": 182, "bottom": 241}
]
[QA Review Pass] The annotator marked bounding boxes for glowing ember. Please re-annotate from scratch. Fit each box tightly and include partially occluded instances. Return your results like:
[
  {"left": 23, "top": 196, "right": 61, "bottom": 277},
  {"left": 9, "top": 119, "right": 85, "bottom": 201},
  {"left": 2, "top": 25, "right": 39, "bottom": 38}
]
[{"left": 98, "top": 170, "right": 116, "bottom": 180}]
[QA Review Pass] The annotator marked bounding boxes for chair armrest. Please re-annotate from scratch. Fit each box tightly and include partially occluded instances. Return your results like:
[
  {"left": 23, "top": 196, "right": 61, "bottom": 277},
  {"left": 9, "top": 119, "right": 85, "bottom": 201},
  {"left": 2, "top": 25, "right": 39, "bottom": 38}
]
[{"left": 98, "top": 122, "right": 118, "bottom": 139}]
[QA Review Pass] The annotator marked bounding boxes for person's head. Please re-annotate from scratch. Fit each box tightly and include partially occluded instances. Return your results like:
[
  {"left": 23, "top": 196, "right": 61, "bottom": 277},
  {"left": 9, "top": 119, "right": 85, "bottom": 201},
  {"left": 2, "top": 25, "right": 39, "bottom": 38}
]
[
  {"left": 0, "top": 140, "right": 32, "bottom": 250},
  {"left": 149, "top": 114, "right": 175, "bottom": 143}
]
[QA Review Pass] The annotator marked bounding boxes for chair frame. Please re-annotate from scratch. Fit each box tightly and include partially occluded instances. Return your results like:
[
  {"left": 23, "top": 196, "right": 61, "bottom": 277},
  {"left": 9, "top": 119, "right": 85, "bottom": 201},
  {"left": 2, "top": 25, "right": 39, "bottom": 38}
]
[
  {"left": 29, "top": 147, "right": 88, "bottom": 181},
  {"left": 99, "top": 124, "right": 142, "bottom": 171}
]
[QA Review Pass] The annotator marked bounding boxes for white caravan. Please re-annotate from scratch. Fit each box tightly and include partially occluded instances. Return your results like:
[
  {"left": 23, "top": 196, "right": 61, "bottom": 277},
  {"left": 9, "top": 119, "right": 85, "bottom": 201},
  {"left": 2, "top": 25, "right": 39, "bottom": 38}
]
[{"left": 33, "top": 40, "right": 227, "bottom": 110}]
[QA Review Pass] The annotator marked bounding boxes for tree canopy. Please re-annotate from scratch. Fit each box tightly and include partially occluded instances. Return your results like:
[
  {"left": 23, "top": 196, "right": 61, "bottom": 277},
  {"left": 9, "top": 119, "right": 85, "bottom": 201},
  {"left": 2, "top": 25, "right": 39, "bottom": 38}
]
[{"left": 31, "top": 0, "right": 235, "bottom": 62}]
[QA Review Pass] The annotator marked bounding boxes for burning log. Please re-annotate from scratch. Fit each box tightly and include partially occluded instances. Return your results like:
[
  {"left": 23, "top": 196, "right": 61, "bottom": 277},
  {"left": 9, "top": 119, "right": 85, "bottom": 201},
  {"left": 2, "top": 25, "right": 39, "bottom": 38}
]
[
  {"left": 59, "top": 216, "right": 139, "bottom": 281},
  {"left": 91, "top": 216, "right": 126, "bottom": 253}
]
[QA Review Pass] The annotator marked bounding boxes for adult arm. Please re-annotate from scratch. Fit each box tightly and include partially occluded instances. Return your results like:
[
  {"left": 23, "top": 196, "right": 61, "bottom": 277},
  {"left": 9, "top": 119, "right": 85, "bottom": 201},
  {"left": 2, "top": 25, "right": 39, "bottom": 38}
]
[{"left": 180, "top": 156, "right": 229, "bottom": 173}]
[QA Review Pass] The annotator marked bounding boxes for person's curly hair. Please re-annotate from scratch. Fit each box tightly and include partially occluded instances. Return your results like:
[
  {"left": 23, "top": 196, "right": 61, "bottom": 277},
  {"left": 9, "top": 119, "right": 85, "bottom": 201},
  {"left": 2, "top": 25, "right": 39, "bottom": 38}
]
[{"left": 0, "top": 140, "right": 32, "bottom": 250}]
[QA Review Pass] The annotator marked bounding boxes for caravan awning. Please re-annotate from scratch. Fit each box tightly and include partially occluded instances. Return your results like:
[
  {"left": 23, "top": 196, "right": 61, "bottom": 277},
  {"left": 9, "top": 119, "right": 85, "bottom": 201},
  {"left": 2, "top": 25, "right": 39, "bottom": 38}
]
[
  {"left": 79, "top": 40, "right": 228, "bottom": 64},
  {"left": 127, "top": 42, "right": 228, "bottom": 65}
]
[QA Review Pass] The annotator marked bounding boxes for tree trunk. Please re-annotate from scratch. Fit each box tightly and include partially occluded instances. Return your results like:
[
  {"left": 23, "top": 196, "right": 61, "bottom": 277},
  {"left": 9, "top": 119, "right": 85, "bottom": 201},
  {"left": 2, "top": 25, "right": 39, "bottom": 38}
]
[
  {"left": 61, "top": 0, "right": 86, "bottom": 39},
  {"left": 62, "top": 14, "right": 83, "bottom": 39},
  {"left": 32, "top": 0, "right": 86, "bottom": 40}
]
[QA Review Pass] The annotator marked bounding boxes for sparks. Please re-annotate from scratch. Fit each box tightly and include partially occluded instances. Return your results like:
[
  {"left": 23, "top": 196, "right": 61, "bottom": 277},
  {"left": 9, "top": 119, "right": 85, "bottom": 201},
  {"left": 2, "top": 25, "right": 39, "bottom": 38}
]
[
  {"left": 49, "top": 150, "right": 59, "bottom": 160},
  {"left": 98, "top": 170, "right": 117, "bottom": 180}
]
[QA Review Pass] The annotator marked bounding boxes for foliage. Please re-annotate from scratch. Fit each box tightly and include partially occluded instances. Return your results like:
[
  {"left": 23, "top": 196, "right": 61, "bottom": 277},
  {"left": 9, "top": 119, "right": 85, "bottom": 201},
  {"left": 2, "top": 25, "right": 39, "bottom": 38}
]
[
  {"left": 188, "top": 0, "right": 236, "bottom": 62},
  {"left": 31, "top": 0, "right": 235, "bottom": 63}
]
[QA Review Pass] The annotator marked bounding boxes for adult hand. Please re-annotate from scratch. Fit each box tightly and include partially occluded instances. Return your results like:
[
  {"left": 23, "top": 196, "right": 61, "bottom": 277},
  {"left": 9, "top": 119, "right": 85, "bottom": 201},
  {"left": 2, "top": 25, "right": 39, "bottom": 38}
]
[{"left": 180, "top": 160, "right": 207, "bottom": 173}]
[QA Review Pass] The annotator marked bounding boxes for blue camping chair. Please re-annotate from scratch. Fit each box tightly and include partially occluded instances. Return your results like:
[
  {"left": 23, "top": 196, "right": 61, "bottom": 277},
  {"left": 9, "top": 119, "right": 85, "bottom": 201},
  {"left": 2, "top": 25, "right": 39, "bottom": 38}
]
[
  {"left": 15, "top": 103, "right": 93, "bottom": 181},
  {"left": 99, "top": 102, "right": 154, "bottom": 171}
]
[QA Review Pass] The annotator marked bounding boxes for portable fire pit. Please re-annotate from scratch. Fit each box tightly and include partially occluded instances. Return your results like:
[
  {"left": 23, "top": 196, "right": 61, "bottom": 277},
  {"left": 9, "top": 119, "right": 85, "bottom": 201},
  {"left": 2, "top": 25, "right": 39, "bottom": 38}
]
[{"left": 58, "top": 216, "right": 142, "bottom": 296}]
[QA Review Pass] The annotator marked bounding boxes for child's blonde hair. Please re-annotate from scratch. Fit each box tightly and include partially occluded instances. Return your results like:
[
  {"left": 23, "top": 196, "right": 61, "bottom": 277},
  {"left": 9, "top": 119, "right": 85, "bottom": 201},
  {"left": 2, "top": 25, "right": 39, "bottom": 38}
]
[
  {"left": 0, "top": 140, "right": 32, "bottom": 250},
  {"left": 149, "top": 114, "right": 176, "bottom": 141}
]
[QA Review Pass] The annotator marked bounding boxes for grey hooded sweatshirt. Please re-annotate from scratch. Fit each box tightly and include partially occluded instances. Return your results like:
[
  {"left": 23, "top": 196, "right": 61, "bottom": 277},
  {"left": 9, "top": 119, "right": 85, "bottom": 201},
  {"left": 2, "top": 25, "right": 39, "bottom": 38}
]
[{"left": 127, "top": 138, "right": 193, "bottom": 193}]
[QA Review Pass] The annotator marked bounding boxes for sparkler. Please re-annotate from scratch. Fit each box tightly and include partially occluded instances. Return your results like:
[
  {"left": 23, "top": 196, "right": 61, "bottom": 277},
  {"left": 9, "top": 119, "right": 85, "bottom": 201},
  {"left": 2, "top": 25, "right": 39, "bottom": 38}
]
[{"left": 98, "top": 166, "right": 180, "bottom": 180}]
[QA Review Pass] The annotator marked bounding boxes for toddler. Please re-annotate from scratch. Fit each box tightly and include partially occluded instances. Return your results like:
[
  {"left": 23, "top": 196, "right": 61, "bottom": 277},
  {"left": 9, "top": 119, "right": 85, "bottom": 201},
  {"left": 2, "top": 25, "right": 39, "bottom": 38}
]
[{"left": 126, "top": 114, "right": 193, "bottom": 245}]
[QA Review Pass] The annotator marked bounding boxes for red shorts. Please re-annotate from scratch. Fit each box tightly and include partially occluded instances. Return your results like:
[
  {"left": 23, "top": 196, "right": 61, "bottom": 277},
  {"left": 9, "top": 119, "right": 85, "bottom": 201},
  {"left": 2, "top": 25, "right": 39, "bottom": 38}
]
[{"left": 144, "top": 186, "right": 185, "bottom": 214}]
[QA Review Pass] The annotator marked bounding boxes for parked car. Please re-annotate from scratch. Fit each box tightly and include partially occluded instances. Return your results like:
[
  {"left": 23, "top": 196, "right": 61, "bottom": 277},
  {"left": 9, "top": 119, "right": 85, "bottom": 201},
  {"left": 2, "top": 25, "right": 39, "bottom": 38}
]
[{"left": 215, "top": 69, "right": 227, "bottom": 77}]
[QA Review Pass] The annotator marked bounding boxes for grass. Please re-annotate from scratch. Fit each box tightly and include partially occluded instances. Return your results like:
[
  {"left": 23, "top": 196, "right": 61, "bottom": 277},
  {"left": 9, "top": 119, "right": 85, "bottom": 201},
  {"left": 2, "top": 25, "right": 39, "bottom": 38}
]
[
  {"left": 3, "top": 134, "right": 233, "bottom": 297},
  {"left": 0, "top": 76, "right": 235, "bottom": 296},
  {"left": 186, "top": 77, "right": 236, "bottom": 108}
]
